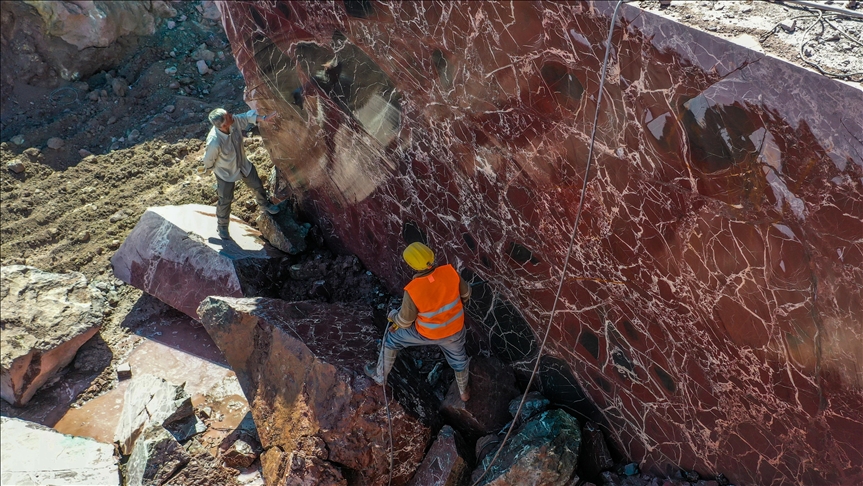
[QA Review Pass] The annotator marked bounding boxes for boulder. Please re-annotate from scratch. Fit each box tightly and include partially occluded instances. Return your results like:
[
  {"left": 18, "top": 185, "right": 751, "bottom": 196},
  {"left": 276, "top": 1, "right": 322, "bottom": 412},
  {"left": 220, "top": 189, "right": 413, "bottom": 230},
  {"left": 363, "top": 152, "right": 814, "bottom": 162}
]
[
  {"left": 110, "top": 204, "right": 285, "bottom": 321},
  {"left": 197, "top": 296, "right": 432, "bottom": 486},
  {"left": 578, "top": 421, "right": 614, "bottom": 480},
  {"left": 125, "top": 425, "right": 190, "bottom": 486},
  {"left": 471, "top": 409, "right": 582, "bottom": 486},
  {"left": 440, "top": 356, "right": 520, "bottom": 437},
  {"left": 0, "top": 265, "right": 103, "bottom": 406},
  {"left": 408, "top": 425, "right": 470, "bottom": 486},
  {"left": 114, "top": 373, "right": 193, "bottom": 455},
  {"left": 255, "top": 201, "right": 310, "bottom": 255},
  {"left": 0, "top": 416, "right": 119, "bottom": 485}
]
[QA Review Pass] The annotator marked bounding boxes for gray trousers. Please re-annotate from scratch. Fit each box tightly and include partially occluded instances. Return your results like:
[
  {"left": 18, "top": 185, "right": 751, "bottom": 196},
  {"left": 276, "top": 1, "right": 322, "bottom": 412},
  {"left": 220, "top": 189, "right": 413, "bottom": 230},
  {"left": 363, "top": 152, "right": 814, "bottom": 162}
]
[
  {"left": 215, "top": 164, "right": 269, "bottom": 227},
  {"left": 383, "top": 325, "right": 469, "bottom": 372}
]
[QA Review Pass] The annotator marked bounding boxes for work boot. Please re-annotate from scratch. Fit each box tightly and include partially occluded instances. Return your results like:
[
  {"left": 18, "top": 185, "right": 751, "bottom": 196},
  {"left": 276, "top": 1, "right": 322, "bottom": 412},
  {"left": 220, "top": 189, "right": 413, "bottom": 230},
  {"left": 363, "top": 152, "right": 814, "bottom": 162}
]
[
  {"left": 217, "top": 225, "right": 231, "bottom": 240},
  {"left": 455, "top": 368, "right": 470, "bottom": 402},
  {"left": 365, "top": 347, "right": 398, "bottom": 385}
]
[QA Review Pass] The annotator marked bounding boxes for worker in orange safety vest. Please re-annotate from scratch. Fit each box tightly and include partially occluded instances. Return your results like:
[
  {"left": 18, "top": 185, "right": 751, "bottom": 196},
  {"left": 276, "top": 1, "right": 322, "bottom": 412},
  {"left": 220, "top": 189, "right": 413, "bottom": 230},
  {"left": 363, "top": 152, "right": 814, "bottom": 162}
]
[{"left": 365, "top": 242, "right": 472, "bottom": 401}]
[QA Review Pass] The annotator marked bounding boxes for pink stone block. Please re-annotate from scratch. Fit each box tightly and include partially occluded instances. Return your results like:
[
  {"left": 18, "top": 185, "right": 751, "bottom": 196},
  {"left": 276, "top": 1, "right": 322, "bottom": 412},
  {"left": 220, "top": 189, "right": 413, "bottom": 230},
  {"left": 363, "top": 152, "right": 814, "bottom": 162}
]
[{"left": 111, "top": 204, "right": 282, "bottom": 320}]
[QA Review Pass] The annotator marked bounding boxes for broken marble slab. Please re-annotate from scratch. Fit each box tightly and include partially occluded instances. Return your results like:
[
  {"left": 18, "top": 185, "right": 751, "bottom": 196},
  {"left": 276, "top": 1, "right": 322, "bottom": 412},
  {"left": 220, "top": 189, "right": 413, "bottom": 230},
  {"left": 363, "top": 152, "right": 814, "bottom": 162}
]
[
  {"left": 197, "top": 296, "right": 432, "bottom": 486},
  {"left": 471, "top": 409, "right": 582, "bottom": 486},
  {"left": 407, "top": 425, "right": 470, "bottom": 486},
  {"left": 0, "top": 416, "right": 119, "bottom": 485},
  {"left": 440, "top": 356, "right": 520, "bottom": 437},
  {"left": 124, "top": 425, "right": 191, "bottom": 486},
  {"left": 114, "top": 373, "right": 193, "bottom": 455},
  {"left": 0, "top": 265, "right": 104, "bottom": 406},
  {"left": 110, "top": 204, "right": 285, "bottom": 321}
]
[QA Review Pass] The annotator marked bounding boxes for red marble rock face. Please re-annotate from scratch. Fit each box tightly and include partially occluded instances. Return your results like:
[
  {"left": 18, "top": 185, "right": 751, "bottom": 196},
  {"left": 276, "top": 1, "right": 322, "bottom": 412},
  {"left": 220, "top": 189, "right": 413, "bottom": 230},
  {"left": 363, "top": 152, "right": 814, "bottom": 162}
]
[{"left": 216, "top": 2, "right": 863, "bottom": 484}]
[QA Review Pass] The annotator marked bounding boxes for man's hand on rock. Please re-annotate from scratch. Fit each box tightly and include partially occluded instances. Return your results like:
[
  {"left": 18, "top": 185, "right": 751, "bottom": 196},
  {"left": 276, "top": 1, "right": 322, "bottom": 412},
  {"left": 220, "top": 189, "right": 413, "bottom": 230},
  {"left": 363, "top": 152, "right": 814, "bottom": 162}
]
[{"left": 259, "top": 111, "right": 278, "bottom": 123}]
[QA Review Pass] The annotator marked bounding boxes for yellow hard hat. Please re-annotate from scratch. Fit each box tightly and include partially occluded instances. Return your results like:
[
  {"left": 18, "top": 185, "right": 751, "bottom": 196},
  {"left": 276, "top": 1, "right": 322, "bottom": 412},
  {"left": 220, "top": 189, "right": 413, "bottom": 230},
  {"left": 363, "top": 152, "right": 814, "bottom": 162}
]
[{"left": 403, "top": 242, "right": 435, "bottom": 271}]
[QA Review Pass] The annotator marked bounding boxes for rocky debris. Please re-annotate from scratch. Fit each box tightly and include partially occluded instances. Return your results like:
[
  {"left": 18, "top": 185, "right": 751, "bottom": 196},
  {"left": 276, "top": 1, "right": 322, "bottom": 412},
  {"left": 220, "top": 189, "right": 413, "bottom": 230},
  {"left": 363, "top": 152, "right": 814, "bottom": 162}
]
[
  {"left": 196, "top": 60, "right": 210, "bottom": 75},
  {"left": 222, "top": 439, "right": 257, "bottom": 469},
  {"left": 0, "top": 1, "right": 175, "bottom": 95},
  {"left": 112, "top": 77, "right": 129, "bottom": 97},
  {"left": 261, "top": 441, "right": 346, "bottom": 486},
  {"left": 471, "top": 409, "right": 582, "bottom": 486},
  {"left": 408, "top": 425, "right": 470, "bottom": 486},
  {"left": 114, "top": 373, "right": 193, "bottom": 455},
  {"left": 192, "top": 44, "right": 216, "bottom": 63},
  {"left": 440, "top": 356, "right": 520, "bottom": 437},
  {"left": 10, "top": 135, "right": 25, "bottom": 145},
  {"left": 125, "top": 425, "right": 191, "bottom": 486},
  {"left": 164, "top": 441, "right": 240, "bottom": 486},
  {"left": 201, "top": 1, "right": 222, "bottom": 21},
  {"left": 197, "top": 296, "right": 432, "bottom": 486},
  {"left": 110, "top": 204, "right": 285, "bottom": 321},
  {"left": 255, "top": 201, "right": 310, "bottom": 255},
  {"left": 6, "top": 160, "right": 25, "bottom": 173},
  {"left": 0, "top": 265, "right": 103, "bottom": 406},
  {"left": 509, "top": 391, "right": 550, "bottom": 424},
  {"left": 0, "top": 417, "right": 119, "bottom": 485},
  {"left": 46, "top": 137, "right": 65, "bottom": 149},
  {"left": 779, "top": 19, "right": 796, "bottom": 34},
  {"left": 578, "top": 421, "right": 615, "bottom": 481}
]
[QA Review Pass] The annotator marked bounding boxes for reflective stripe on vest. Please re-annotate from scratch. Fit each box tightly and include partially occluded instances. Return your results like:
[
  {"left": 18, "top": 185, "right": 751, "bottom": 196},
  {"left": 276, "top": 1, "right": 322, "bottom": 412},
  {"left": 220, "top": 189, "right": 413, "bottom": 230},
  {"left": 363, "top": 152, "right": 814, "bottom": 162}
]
[{"left": 405, "top": 264, "right": 465, "bottom": 339}]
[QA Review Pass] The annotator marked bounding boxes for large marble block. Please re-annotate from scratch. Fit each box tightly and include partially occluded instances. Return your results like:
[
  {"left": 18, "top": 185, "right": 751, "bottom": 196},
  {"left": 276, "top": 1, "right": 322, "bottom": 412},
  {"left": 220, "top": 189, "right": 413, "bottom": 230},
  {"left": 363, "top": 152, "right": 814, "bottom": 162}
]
[
  {"left": 111, "top": 204, "right": 284, "bottom": 320},
  {"left": 1, "top": 265, "right": 103, "bottom": 406},
  {"left": 197, "top": 296, "right": 431, "bottom": 486},
  {"left": 217, "top": 2, "right": 863, "bottom": 484}
]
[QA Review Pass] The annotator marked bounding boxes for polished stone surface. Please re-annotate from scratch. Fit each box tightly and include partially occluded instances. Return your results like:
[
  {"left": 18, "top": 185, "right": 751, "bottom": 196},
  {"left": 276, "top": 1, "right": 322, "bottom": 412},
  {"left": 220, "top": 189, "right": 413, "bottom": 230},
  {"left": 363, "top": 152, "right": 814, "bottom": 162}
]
[{"left": 217, "top": 2, "right": 863, "bottom": 484}]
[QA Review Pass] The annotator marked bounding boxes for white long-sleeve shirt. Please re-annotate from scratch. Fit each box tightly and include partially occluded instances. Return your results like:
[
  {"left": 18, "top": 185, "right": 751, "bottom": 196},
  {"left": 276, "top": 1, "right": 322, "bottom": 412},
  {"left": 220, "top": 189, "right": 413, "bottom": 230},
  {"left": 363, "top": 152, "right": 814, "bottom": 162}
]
[{"left": 202, "top": 110, "right": 258, "bottom": 182}]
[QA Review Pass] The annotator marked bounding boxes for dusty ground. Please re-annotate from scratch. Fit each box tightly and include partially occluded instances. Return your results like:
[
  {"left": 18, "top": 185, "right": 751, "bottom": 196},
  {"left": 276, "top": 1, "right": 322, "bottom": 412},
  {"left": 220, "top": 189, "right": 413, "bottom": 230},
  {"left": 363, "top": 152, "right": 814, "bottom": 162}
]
[
  {"left": 0, "top": 0, "right": 859, "bottom": 484},
  {"left": 637, "top": 0, "right": 862, "bottom": 84}
]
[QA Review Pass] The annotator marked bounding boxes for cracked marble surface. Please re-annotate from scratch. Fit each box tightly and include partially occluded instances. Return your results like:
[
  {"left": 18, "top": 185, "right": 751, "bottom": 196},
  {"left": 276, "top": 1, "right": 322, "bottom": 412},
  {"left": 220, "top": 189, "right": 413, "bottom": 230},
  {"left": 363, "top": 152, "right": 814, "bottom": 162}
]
[{"left": 216, "top": 2, "right": 863, "bottom": 484}]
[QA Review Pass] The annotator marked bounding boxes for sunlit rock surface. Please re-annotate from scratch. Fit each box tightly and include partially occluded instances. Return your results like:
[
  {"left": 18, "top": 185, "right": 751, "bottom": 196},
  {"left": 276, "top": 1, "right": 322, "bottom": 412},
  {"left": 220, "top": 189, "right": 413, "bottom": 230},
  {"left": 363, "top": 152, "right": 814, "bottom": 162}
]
[
  {"left": 0, "top": 266, "right": 103, "bottom": 406},
  {"left": 197, "top": 296, "right": 431, "bottom": 485},
  {"left": 217, "top": 2, "right": 863, "bottom": 484},
  {"left": 111, "top": 204, "right": 285, "bottom": 320},
  {"left": 1, "top": 416, "right": 119, "bottom": 485}
]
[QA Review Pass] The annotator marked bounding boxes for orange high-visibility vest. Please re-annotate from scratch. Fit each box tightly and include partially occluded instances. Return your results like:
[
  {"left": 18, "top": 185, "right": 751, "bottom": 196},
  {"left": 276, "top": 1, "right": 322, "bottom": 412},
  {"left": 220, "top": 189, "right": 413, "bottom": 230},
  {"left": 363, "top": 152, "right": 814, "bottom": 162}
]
[{"left": 405, "top": 264, "right": 465, "bottom": 339}]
